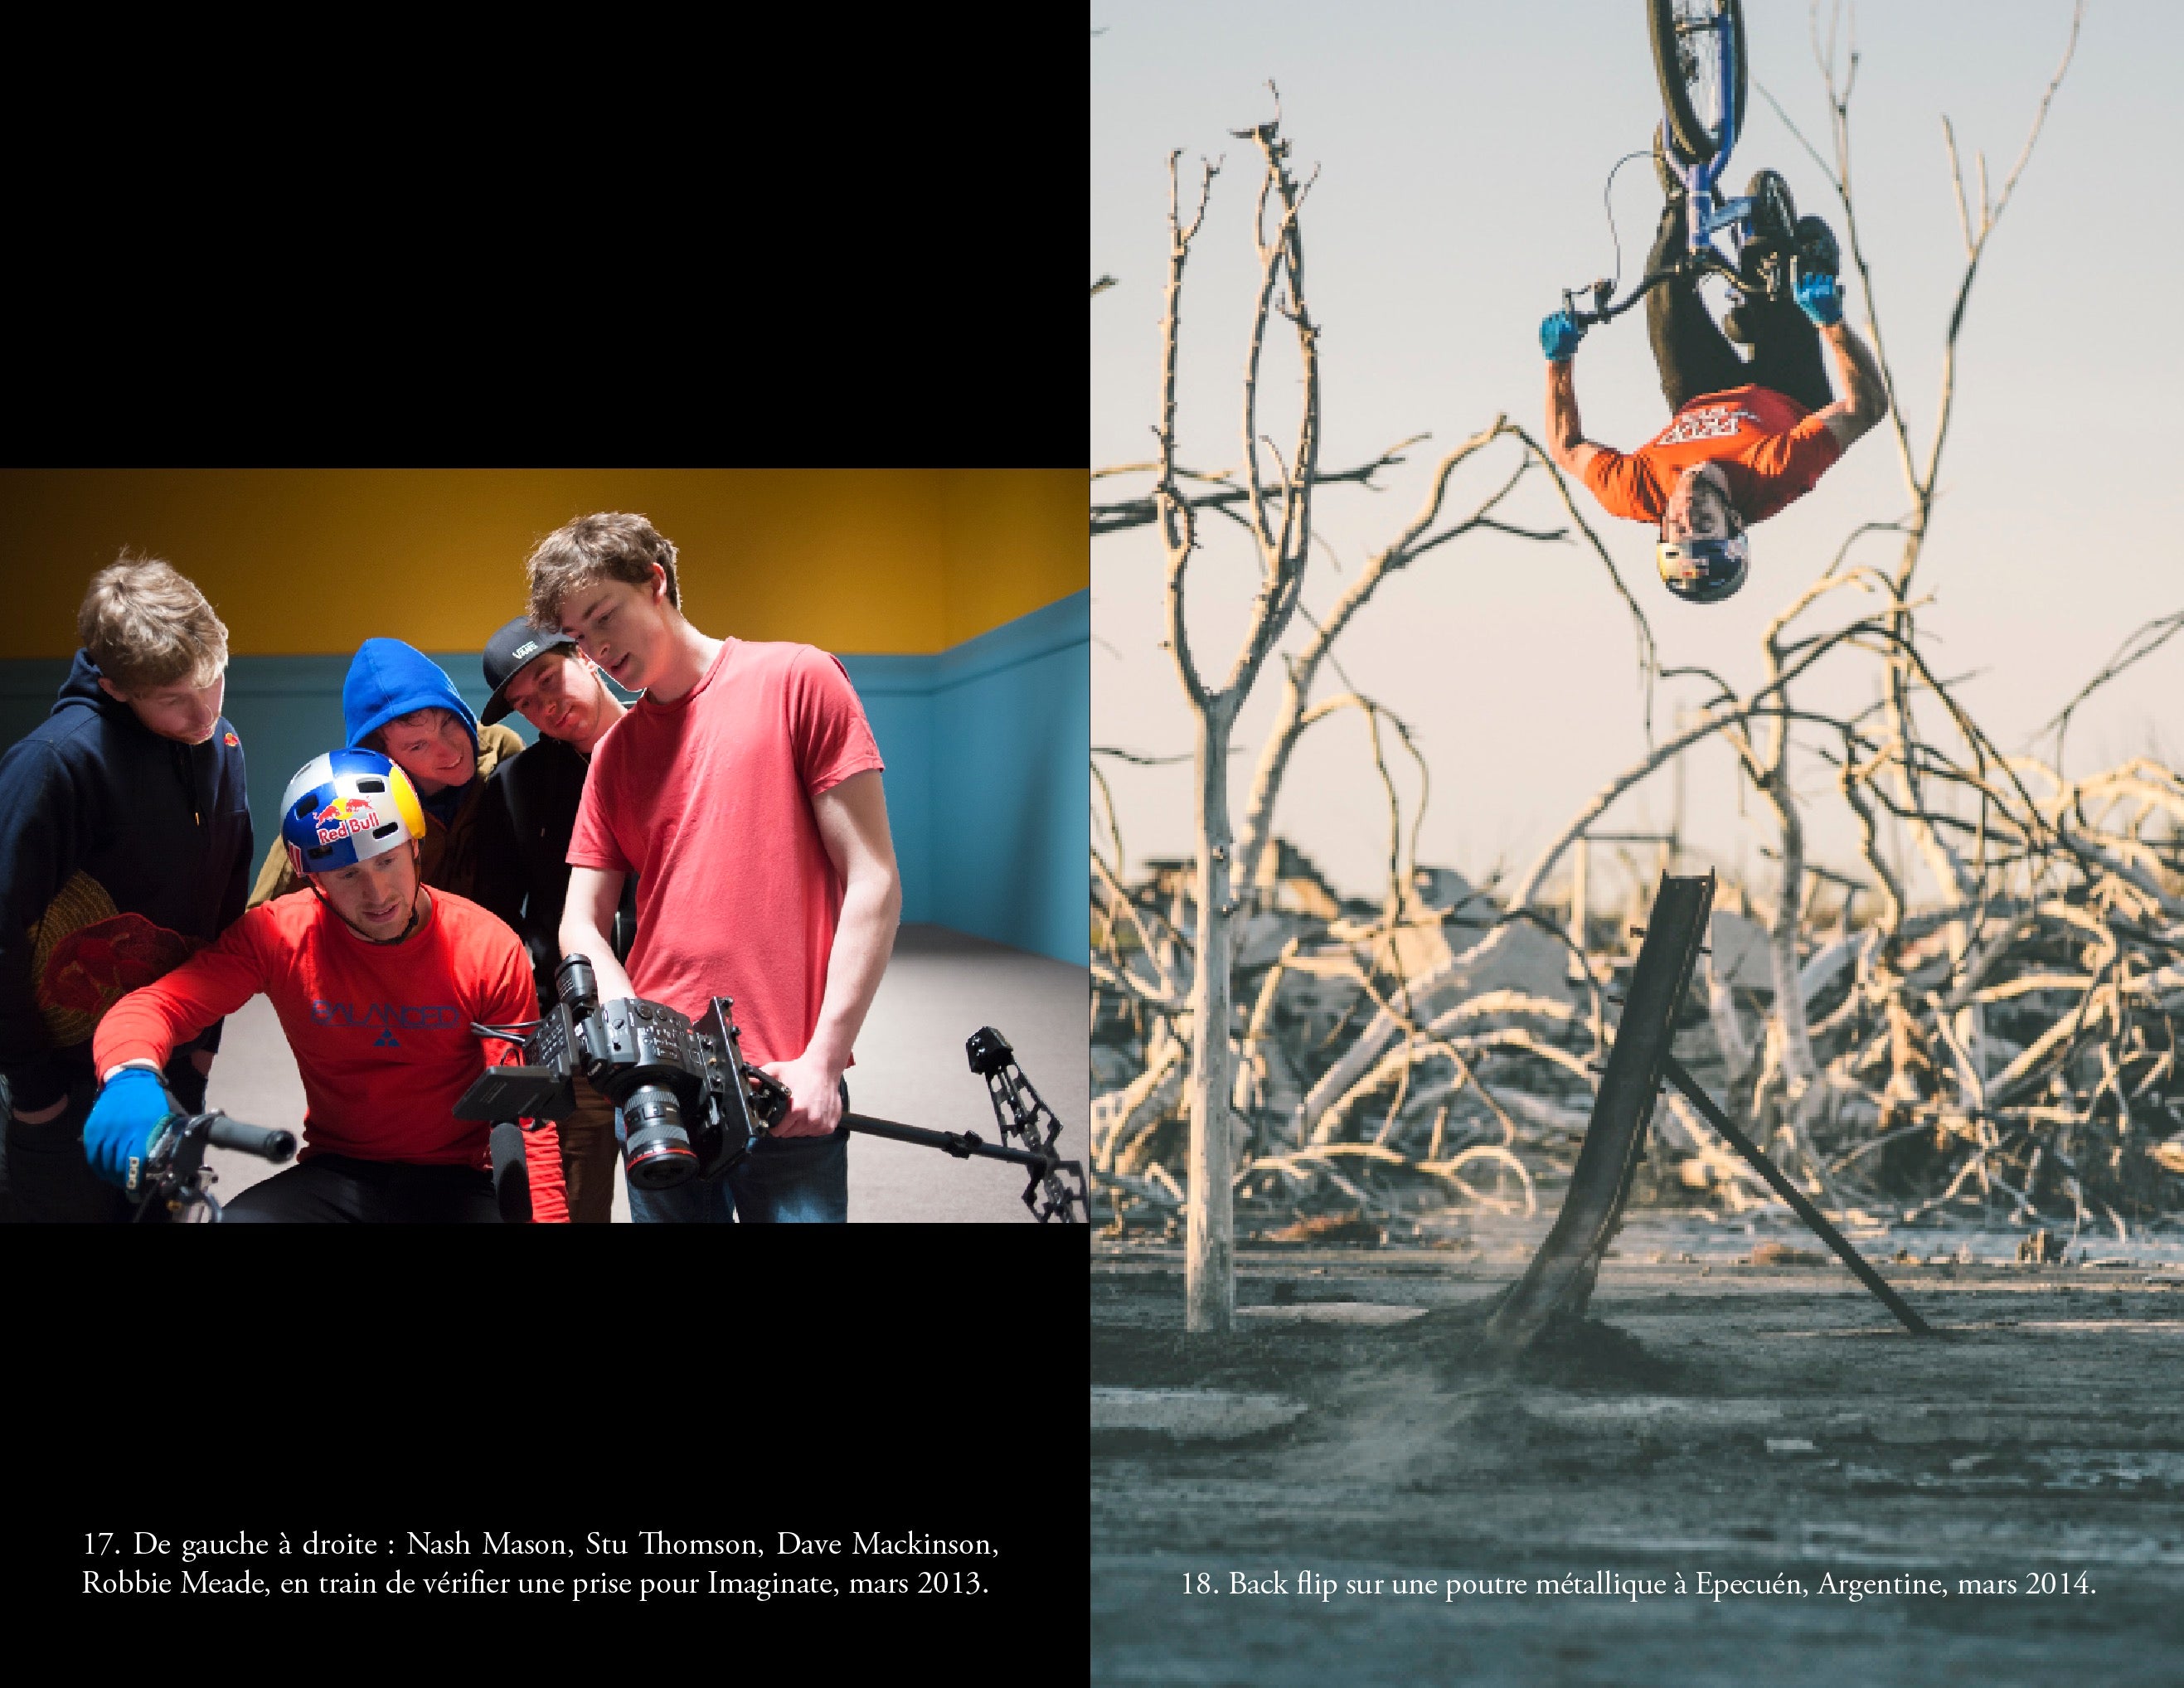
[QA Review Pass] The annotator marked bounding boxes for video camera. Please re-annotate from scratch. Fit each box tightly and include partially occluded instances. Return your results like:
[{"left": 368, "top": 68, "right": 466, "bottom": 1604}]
[
  {"left": 455, "top": 953, "right": 784, "bottom": 1190},
  {"left": 455, "top": 953, "right": 1090, "bottom": 1220}
]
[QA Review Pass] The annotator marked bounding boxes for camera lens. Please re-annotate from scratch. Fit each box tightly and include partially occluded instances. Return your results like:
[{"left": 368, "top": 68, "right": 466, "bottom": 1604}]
[{"left": 621, "top": 1084, "right": 697, "bottom": 1189}]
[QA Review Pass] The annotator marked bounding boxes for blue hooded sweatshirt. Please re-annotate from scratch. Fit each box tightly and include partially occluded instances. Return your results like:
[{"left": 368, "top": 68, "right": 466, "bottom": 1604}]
[
  {"left": 342, "top": 640, "right": 481, "bottom": 825},
  {"left": 0, "top": 654, "right": 252, "bottom": 1113},
  {"left": 342, "top": 638, "right": 480, "bottom": 756}
]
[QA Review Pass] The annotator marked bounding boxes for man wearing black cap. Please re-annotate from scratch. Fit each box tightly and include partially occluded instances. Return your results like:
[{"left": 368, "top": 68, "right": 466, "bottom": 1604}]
[{"left": 471, "top": 616, "right": 633, "bottom": 1222}]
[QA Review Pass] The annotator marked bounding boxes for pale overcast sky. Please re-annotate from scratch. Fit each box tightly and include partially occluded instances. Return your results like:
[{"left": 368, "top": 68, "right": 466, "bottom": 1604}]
[{"left": 1091, "top": 1, "right": 2184, "bottom": 909}]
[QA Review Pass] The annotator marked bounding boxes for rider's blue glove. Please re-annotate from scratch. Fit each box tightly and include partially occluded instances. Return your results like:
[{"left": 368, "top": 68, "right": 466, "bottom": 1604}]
[
  {"left": 1539, "top": 308, "right": 1586, "bottom": 362},
  {"left": 82, "top": 1066, "right": 177, "bottom": 1193},
  {"left": 1795, "top": 272, "right": 1844, "bottom": 327}
]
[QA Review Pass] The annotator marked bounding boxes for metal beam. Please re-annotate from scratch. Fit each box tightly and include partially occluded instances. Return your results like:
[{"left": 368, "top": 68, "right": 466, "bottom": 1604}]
[{"left": 1659, "top": 1054, "right": 1932, "bottom": 1336}]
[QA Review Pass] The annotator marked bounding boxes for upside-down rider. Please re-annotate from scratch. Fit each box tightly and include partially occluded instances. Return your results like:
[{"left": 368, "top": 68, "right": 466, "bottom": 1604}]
[
  {"left": 80, "top": 749, "right": 568, "bottom": 1221},
  {"left": 1541, "top": 163, "right": 1890, "bottom": 603}
]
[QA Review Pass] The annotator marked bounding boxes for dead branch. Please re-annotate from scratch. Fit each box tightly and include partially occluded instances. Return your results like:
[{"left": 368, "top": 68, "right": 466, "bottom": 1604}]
[{"left": 1090, "top": 443, "right": 1420, "bottom": 538}]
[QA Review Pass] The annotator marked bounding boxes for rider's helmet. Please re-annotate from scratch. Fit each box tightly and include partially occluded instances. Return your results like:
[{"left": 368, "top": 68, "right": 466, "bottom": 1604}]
[
  {"left": 279, "top": 749, "right": 426, "bottom": 877},
  {"left": 1657, "top": 530, "right": 1750, "bottom": 604}
]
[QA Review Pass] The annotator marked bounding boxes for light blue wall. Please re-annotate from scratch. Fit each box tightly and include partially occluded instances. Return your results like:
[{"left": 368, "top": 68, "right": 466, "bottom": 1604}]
[
  {"left": 840, "top": 590, "right": 1090, "bottom": 963},
  {"left": 923, "top": 592, "right": 1090, "bottom": 964},
  {"left": 0, "top": 592, "right": 1089, "bottom": 966}
]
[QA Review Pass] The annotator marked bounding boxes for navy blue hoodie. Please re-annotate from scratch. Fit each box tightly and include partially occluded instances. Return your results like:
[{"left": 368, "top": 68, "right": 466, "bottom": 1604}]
[{"left": 0, "top": 654, "right": 252, "bottom": 1113}]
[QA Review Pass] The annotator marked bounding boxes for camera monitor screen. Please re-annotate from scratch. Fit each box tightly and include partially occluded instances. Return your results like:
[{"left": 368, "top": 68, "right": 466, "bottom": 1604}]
[{"left": 452, "top": 1065, "right": 575, "bottom": 1124}]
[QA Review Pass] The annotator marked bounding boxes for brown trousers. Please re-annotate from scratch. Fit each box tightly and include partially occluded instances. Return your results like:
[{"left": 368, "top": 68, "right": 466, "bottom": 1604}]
[{"left": 560, "top": 1074, "right": 621, "bottom": 1224}]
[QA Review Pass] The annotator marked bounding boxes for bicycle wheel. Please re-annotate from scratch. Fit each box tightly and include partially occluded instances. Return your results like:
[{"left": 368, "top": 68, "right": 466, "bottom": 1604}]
[{"left": 1648, "top": 0, "right": 1747, "bottom": 168}]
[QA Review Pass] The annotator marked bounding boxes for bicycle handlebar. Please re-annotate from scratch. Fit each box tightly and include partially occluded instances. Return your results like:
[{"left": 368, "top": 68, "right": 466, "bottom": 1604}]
[
  {"left": 131, "top": 1110, "right": 296, "bottom": 1222},
  {"left": 1564, "top": 248, "right": 1770, "bottom": 330},
  {"left": 201, "top": 1117, "right": 298, "bottom": 1162}
]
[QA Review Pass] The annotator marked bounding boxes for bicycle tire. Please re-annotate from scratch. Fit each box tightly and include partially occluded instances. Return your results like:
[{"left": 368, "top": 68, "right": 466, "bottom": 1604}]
[{"left": 1648, "top": 0, "right": 1746, "bottom": 169}]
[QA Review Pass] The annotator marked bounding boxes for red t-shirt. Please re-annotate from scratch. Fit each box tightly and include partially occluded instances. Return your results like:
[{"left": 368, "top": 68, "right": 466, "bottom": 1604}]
[
  {"left": 566, "top": 640, "right": 885, "bottom": 1066},
  {"left": 93, "top": 887, "right": 568, "bottom": 1220},
  {"left": 1583, "top": 385, "right": 1842, "bottom": 526}
]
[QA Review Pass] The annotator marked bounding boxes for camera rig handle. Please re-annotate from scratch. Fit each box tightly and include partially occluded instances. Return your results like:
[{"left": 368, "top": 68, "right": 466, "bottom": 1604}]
[{"left": 965, "top": 1027, "right": 1089, "bottom": 1223}]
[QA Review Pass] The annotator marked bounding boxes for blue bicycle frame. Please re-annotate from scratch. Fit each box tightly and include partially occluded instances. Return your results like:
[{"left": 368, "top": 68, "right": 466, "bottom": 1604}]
[
  {"left": 1562, "top": 6, "right": 1761, "bottom": 329},
  {"left": 1665, "top": 2, "right": 1749, "bottom": 269}
]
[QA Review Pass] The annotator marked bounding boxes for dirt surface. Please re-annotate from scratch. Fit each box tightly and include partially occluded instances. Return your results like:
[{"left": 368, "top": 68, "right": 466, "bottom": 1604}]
[{"left": 1091, "top": 1217, "right": 2184, "bottom": 1685}]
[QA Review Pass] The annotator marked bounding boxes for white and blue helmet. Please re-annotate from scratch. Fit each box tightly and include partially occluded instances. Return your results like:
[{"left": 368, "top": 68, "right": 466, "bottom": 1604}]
[
  {"left": 279, "top": 749, "right": 427, "bottom": 876},
  {"left": 1657, "top": 531, "right": 1750, "bottom": 605}
]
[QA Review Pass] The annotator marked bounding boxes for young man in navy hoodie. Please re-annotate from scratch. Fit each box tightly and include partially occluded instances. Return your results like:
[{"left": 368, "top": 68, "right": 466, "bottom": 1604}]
[{"left": 0, "top": 555, "right": 252, "bottom": 1223}]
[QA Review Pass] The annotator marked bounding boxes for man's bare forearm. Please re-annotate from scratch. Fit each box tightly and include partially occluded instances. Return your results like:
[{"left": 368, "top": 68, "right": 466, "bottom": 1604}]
[
  {"left": 1546, "top": 359, "right": 1585, "bottom": 466},
  {"left": 559, "top": 869, "right": 636, "bottom": 1002},
  {"left": 1822, "top": 319, "right": 1889, "bottom": 426},
  {"left": 803, "top": 870, "right": 901, "bottom": 1074},
  {"left": 1543, "top": 359, "right": 1609, "bottom": 482}
]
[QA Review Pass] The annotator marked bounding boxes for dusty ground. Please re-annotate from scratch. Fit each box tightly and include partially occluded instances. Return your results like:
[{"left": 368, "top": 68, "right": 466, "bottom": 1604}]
[{"left": 1091, "top": 1215, "right": 2184, "bottom": 1685}]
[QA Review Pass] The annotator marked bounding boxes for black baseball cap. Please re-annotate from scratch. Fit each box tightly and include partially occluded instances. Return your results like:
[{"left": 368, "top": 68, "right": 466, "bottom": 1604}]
[{"left": 480, "top": 616, "right": 579, "bottom": 725}]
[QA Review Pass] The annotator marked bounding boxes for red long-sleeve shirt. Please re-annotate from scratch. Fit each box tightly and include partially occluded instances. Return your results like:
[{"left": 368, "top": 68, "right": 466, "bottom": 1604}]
[
  {"left": 1583, "top": 385, "right": 1842, "bottom": 526},
  {"left": 93, "top": 886, "right": 568, "bottom": 1221}
]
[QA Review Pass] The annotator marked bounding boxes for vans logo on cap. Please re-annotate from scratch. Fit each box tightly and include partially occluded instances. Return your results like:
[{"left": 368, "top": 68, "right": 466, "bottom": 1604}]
[{"left": 509, "top": 640, "right": 540, "bottom": 662}]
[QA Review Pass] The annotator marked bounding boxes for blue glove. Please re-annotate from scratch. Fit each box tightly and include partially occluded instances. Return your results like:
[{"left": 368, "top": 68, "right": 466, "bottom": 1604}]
[
  {"left": 1539, "top": 308, "right": 1586, "bottom": 362},
  {"left": 1795, "top": 272, "right": 1844, "bottom": 327},
  {"left": 83, "top": 1067, "right": 178, "bottom": 1192}
]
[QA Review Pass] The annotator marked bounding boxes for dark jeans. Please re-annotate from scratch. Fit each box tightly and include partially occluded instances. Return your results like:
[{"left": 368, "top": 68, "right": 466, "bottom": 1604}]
[
  {"left": 619, "top": 1081, "right": 852, "bottom": 1224},
  {"left": 221, "top": 1153, "right": 502, "bottom": 1223},
  {"left": 1646, "top": 198, "right": 1831, "bottom": 417},
  {"left": 0, "top": 1057, "right": 208, "bottom": 1225}
]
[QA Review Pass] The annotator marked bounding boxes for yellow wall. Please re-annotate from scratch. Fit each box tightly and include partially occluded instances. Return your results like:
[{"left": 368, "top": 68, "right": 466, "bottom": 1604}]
[
  {"left": 0, "top": 468, "right": 1083, "bottom": 658},
  {"left": 939, "top": 468, "right": 1087, "bottom": 648}
]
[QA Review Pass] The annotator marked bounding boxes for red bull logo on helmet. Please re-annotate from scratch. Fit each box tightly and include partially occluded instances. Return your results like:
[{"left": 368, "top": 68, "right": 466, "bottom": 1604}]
[{"left": 312, "top": 795, "right": 378, "bottom": 846}]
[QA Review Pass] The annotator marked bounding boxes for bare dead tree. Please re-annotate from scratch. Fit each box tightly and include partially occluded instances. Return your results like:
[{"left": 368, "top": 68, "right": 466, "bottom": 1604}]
[
  {"left": 1765, "top": 0, "right": 2085, "bottom": 917},
  {"left": 1145, "top": 97, "right": 1325, "bottom": 1333},
  {"left": 1231, "top": 419, "right": 1657, "bottom": 897}
]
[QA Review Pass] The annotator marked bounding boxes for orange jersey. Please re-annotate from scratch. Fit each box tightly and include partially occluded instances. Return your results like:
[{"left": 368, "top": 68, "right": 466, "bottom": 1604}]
[
  {"left": 92, "top": 887, "right": 567, "bottom": 1219},
  {"left": 1583, "top": 385, "right": 1842, "bottom": 526}
]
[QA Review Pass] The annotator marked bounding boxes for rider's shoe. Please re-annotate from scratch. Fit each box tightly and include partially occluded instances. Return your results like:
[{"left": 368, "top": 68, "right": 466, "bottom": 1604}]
[
  {"left": 1792, "top": 213, "right": 1841, "bottom": 286},
  {"left": 1721, "top": 172, "right": 1803, "bottom": 340},
  {"left": 1745, "top": 170, "right": 1798, "bottom": 254}
]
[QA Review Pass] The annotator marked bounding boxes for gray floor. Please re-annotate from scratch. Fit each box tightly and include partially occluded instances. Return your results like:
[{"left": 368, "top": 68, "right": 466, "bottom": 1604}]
[{"left": 196, "top": 923, "right": 1087, "bottom": 1223}]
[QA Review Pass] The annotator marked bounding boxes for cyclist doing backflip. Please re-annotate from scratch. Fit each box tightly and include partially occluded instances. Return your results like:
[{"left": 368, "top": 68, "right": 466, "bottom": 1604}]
[{"left": 1541, "top": 158, "right": 1890, "bottom": 603}]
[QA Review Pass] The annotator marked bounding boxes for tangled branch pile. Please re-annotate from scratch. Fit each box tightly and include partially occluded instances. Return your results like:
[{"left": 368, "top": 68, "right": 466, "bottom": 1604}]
[
  {"left": 1093, "top": 846, "right": 1599, "bottom": 1238},
  {"left": 1763, "top": 755, "right": 2184, "bottom": 1237},
  {"left": 1091, "top": 745, "right": 2184, "bottom": 1244}
]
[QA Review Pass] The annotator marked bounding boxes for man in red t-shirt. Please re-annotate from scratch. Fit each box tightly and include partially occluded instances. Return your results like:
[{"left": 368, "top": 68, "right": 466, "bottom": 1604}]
[
  {"left": 1541, "top": 169, "right": 1890, "bottom": 604},
  {"left": 82, "top": 749, "right": 566, "bottom": 1222},
  {"left": 527, "top": 513, "right": 902, "bottom": 1225}
]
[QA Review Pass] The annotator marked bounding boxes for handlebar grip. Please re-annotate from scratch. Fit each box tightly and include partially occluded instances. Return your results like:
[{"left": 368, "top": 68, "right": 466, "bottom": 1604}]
[{"left": 205, "top": 1117, "right": 298, "bottom": 1163}]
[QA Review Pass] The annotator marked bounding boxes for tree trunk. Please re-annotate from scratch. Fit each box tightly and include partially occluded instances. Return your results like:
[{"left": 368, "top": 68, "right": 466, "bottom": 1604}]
[
  {"left": 1761, "top": 765, "right": 1818, "bottom": 1094},
  {"left": 1186, "top": 701, "right": 1238, "bottom": 1332}
]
